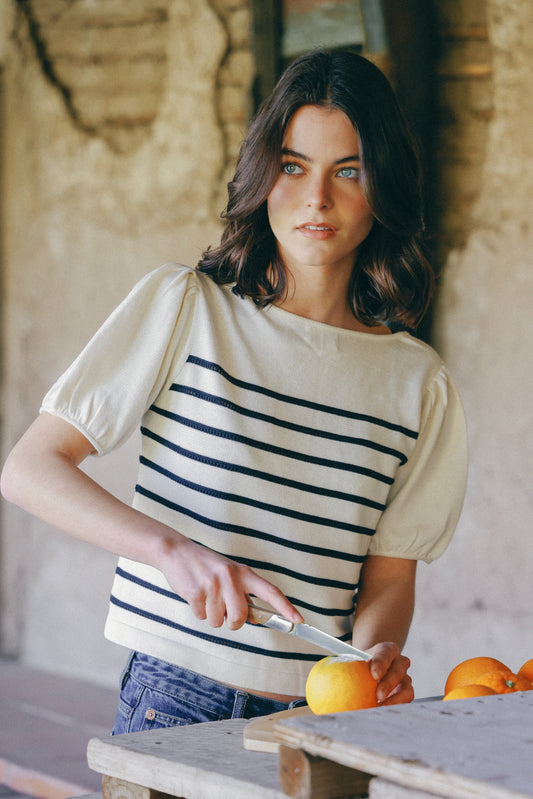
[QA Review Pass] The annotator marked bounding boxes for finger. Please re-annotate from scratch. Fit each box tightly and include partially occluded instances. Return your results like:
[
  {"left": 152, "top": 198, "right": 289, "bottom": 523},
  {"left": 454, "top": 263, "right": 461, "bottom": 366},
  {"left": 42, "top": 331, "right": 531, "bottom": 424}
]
[
  {"left": 379, "top": 675, "right": 414, "bottom": 706},
  {"left": 375, "top": 654, "right": 411, "bottom": 703},
  {"left": 224, "top": 575, "right": 299, "bottom": 630},
  {"left": 187, "top": 589, "right": 208, "bottom": 621},
  {"left": 203, "top": 563, "right": 251, "bottom": 630},
  {"left": 223, "top": 594, "right": 250, "bottom": 631},
  {"left": 248, "top": 576, "right": 304, "bottom": 623},
  {"left": 205, "top": 589, "right": 227, "bottom": 628},
  {"left": 368, "top": 642, "right": 400, "bottom": 681}
]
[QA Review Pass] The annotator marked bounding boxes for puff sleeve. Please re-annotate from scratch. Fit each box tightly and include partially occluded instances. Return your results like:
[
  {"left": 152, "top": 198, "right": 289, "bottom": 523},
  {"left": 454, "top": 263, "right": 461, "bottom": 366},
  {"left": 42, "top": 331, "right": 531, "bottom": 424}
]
[
  {"left": 40, "top": 263, "right": 199, "bottom": 455},
  {"left": 368, "top": 364, "right": 467, "bottom": 563}
]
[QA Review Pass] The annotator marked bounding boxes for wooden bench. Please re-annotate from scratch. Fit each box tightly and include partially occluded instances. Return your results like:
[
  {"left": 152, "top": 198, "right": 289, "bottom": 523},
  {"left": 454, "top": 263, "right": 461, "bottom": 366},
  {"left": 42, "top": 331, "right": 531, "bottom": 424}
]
[{"left": 87, "top": 691, "right": 533, "bottom": 799}]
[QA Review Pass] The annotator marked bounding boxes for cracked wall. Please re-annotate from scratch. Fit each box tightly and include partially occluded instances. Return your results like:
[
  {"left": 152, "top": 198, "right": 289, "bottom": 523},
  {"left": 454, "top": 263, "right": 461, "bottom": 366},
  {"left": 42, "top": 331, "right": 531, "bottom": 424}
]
[
  {"left": 12, "top": 0, "right": 254, "bottom": 194},
  {"left": 15, "top": 0, "right": 171, "bottom": 154}
]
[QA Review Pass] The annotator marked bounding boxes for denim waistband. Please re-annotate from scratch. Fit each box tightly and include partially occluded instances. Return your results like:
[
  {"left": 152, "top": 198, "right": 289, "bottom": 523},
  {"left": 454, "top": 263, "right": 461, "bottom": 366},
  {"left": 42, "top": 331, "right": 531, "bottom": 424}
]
[{"left": 126, "top": 651, "right": 306, "bottom": 718}]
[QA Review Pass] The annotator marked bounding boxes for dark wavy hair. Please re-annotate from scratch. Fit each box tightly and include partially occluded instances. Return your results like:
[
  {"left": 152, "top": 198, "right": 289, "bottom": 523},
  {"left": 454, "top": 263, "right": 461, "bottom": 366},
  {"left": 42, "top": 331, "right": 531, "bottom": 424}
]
[{"left": 197, "top": 49, "right": 434, "bottom": 328}]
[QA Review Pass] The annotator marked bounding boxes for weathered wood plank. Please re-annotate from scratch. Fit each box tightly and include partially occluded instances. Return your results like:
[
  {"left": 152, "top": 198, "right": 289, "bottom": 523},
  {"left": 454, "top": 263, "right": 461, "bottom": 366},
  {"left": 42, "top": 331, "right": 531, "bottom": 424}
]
[
  {"left": 279, "top": 744, "right": 371, "bottom": 799},
  {"left": 274, "top": 692, "right": 533, "bottom": 799},
  {"left": 102, "top": 775, "right": 175, "bottom": 799},
  {"left": 244, "top": 706, "right": 313, "bottom": 753},
  {"left": 88, "top": 719, "right": 288, "bottom": 799}
]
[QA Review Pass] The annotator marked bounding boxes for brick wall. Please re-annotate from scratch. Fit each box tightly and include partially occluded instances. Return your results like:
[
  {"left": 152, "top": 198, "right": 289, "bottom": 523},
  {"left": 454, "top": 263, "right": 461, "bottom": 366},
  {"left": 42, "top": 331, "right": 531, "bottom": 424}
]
[{"left": 430, "top": 0, "right": 493, "bottom": 262}]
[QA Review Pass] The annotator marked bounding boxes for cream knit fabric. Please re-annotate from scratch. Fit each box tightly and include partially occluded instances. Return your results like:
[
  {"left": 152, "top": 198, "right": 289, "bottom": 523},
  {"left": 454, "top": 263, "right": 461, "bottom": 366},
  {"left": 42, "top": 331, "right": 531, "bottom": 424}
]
[{"left": 42, "top": 264, "right": 467, "bottom": 695}]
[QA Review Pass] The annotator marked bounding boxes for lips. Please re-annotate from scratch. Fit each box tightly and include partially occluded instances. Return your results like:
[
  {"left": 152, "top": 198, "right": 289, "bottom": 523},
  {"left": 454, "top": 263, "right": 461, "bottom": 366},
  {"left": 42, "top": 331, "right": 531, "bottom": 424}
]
[
  {"left": 299, "top": 222, "right": 336, "bottom": 230},
  {"left": 297, "top": 222, "right": 337, "bottom": 239}
]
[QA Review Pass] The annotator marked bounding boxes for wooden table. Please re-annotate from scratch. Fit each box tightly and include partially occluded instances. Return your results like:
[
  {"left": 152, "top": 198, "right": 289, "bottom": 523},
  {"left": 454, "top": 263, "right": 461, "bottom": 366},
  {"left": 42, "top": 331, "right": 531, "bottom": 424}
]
[
  {"left": 274, "top": 691, "right": 533, "bottom": 799},
  {"left": 87, "top": 691, "right": 533, "bottom": 799},
  {"left": 88, "top": 719, "right": 288, "bottom": 799}
]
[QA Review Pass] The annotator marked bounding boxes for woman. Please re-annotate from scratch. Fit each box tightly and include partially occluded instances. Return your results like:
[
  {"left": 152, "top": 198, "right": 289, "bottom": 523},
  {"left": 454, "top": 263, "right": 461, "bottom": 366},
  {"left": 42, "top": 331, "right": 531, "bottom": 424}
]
[{"left": 1, "top": 50, "right": 467, "bottom": 731}]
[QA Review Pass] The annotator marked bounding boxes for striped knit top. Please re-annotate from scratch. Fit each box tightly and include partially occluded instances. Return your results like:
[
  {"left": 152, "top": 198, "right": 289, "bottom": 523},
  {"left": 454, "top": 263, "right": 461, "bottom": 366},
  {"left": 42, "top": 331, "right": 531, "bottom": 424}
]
[{"left": 41, "top": 263, "right": 467, "bottom": 696}]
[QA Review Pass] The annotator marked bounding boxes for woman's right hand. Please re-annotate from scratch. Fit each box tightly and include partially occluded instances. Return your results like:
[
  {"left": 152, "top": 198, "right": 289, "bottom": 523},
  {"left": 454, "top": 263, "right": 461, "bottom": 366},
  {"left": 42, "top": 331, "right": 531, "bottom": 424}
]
[{"left": 157, "top": 535, "right": 303, "bottom": 630}]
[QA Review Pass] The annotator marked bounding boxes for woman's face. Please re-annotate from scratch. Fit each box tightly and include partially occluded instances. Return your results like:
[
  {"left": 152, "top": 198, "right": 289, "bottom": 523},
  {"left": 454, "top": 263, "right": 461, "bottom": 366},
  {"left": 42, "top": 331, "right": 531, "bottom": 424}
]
[{"left": 267, "top": 105, "right": 374, "bottom": 282}]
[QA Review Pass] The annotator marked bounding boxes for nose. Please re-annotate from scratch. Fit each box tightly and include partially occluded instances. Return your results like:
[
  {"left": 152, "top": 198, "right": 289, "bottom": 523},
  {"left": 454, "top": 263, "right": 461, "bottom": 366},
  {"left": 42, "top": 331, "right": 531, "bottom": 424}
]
[{"left": 306, "top": 174, "right": 332, "bottom": 209}]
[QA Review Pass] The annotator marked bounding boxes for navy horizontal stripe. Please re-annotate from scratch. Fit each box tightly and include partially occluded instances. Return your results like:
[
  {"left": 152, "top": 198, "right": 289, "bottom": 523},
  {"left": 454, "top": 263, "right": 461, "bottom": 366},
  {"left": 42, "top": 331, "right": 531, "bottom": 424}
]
[
  {"left": 115, "top": 565, "right": 356, "bottom": 616},
  {"left": 140, "top": 425, "right": 386, "bottom": 511},
  {"left": 139, "top": 456, "right": 375, "bottom": 536},
  {"left": 187, "top": 355, "right": 419, "bottom": 439},
  {"left": 171, "top": 385, "right": 408, "bottom": 466},
  {"left": 109, "top": 594, "right": 324, "bottom": 661},
  {"left": 134, "top": 483, "right": 369, "bottom": 560},
  {"left": 149, "top": 405, "right": 394, "bottom": 485},
  {"left": 229, "top": 555, "right": 358, "bottom": 591},
  {"left": 116, "top": 565, "right": 183, "bottom": 603},
  {"left": 286, "top": 593, "right": 357, "bottom": 618}
]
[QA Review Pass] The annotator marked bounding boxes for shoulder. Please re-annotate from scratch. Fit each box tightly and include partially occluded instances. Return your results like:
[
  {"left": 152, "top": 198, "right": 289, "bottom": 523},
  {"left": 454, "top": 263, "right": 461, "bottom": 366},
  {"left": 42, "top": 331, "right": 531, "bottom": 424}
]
[
  {"left": 134, "top": 262, "right": 200, "bottom": 294},
  {"left": 390, "top": 335, "right": 466, "bottom": 437},
  {"left": 387, "top": 331, "right": 449, "bottom": 380},
  {"left": 362, "top": 330, "right": 447, "bottom": 384},
  {"left": 123, "top": 263, "right": 221, "bottom": 310},
  {"left": 376, "top": 332, "right": 462, "bottom": 416}
]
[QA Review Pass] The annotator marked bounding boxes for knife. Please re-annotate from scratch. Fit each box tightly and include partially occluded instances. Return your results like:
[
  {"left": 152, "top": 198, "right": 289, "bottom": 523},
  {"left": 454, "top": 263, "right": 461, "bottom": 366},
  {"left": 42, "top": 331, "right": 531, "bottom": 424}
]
[{"left": 247, "top": 603, "right": 371, "bottom": 661}]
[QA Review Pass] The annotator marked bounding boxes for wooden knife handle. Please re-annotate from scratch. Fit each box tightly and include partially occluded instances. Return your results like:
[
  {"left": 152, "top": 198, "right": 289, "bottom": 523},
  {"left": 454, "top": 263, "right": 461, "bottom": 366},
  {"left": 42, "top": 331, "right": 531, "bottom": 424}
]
[{"left": 247, "top": 604, "right": 274, "bottom": 625}]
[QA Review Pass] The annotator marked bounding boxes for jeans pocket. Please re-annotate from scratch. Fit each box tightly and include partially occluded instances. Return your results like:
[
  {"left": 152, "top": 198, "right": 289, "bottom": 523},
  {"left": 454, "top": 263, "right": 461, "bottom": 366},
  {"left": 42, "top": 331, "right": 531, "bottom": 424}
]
[
  {"left": 137, "top": 687, "right": 225, "bottom": 731},
  {"left": 139, "top": 706, "right": 192, "bottom": 731},
  {"left": 114, "top": 669, "right": 151, "bottom": 735}
]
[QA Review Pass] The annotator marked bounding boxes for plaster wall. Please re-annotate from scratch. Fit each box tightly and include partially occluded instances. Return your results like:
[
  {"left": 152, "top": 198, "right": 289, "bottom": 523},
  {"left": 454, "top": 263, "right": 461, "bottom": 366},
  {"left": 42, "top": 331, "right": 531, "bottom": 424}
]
[{"left": 0, "top": 0, "right": 252, "bottom": 686}]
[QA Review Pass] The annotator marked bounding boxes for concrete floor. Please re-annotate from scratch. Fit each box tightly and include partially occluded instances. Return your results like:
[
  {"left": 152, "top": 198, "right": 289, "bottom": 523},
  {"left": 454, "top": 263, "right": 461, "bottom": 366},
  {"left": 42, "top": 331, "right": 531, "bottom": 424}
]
[{"left": 0, "top": 659, "right": 117, "bottom": 799}]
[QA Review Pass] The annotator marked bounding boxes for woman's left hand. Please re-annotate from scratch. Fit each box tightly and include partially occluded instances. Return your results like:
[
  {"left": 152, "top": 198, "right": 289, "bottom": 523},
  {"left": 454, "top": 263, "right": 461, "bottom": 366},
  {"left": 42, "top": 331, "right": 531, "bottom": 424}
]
[{"left": 367, "top": 641, "right": 414, "bottom": 705}]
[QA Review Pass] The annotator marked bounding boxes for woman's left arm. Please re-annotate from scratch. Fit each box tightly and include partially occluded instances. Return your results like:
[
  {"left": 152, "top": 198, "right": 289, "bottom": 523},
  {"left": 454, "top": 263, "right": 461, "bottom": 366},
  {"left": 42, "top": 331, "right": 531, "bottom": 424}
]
[{"left": 352, "top": 555, "right": 417, "bottom": 705}]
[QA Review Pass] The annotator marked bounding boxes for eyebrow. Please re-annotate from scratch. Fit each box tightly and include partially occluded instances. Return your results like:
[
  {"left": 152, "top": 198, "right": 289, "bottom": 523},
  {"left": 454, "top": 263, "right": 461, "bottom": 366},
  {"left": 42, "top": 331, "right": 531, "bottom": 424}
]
[{"left": 281, "top": 148, "right": 360, "bottom": 164}]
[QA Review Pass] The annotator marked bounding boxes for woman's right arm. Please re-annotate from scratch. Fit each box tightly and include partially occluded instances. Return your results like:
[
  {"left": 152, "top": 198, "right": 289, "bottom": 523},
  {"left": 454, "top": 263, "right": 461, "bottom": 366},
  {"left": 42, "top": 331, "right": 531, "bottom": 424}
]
[{"left": 0, "top": 412, "right": 302, "bottom": 630}]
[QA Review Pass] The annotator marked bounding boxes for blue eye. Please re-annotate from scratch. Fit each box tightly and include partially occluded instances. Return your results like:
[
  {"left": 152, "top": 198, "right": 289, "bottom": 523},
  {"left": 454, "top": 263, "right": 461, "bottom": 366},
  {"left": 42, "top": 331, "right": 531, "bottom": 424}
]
[
  {"left": 338, "top": 166, "right": 360, "bottom": 179},
  {"left": 282, "top": 162, "right": 303, "bottom": 175}
]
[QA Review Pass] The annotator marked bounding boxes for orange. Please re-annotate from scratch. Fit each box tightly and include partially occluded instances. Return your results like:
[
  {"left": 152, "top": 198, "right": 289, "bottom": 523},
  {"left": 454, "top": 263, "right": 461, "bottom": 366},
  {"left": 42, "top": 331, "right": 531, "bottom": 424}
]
[
  {"left": 443, "top": 684, "right": 497, "bottom": 701},
  {"left": 517, "top": 658, "right": 533, "bottom": 683},
  {"left": 444, "top": 656, "right": 510, "bottom": 695},
  {"left": 475, "top": 670, "right": 533, "bottom": 694},
  {"left": 305, "top": 655, "right": 378, "bottom": 715}
]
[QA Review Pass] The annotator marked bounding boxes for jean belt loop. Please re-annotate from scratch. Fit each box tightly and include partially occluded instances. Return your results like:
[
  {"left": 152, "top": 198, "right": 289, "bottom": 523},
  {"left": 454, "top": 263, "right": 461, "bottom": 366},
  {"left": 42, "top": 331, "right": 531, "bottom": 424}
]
[
  {"left": 231, "top": 689, "right": 249, "bottom": 718},
  {"left": 119, "top": 650, "right": 137, "bottom": 690},
  {"left": 288, "top": 698, "right": 308, "bottom": 709}
]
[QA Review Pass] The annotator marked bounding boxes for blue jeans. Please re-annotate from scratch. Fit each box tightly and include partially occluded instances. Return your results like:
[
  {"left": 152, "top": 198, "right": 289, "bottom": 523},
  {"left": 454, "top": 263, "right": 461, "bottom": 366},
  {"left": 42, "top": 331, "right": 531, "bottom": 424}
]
[{"left": 112, "top": 651, "right": 307, "bottom": 734}]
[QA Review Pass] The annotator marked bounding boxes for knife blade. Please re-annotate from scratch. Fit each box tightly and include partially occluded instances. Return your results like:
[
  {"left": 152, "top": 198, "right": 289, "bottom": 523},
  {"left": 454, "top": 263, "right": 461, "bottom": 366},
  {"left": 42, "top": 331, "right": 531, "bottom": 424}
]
[{"left": 247, "top": 603, "right": 371, "bottom": 661}]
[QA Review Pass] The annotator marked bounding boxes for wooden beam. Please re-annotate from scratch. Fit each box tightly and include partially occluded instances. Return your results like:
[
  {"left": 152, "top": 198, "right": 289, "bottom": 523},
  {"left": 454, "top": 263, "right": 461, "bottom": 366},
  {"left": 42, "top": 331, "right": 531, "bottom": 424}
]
[{"left": 278, "top": 744, "right": 372, "bottom": 799}]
